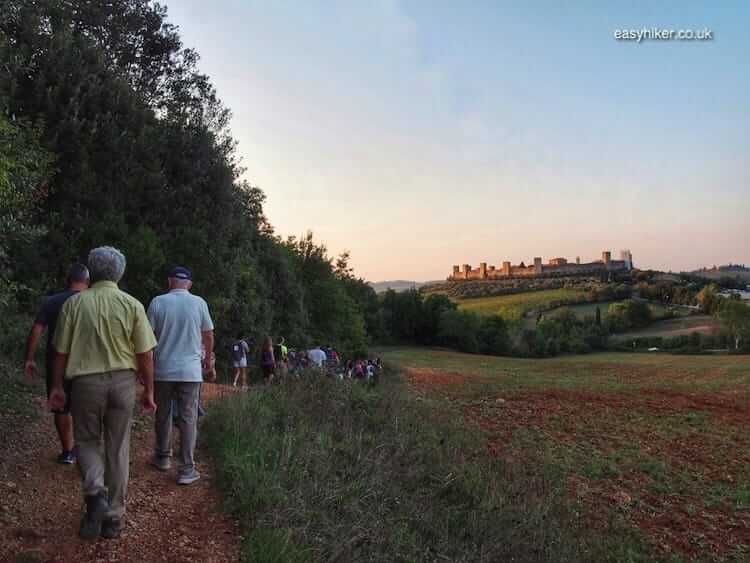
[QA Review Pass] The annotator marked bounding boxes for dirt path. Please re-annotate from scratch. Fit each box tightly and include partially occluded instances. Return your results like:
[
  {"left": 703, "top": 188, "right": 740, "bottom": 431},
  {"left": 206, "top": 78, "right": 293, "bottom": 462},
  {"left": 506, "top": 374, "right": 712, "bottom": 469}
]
[{"left": 0, "top": 383, "right": 241, "bottom": 563}]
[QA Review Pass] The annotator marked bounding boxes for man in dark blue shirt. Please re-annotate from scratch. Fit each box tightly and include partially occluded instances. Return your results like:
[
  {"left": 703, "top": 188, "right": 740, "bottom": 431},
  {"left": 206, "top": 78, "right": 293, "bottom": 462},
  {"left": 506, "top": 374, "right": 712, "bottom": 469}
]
[{"left": 23, "top": 263, "right": 90, "bottom": 464}]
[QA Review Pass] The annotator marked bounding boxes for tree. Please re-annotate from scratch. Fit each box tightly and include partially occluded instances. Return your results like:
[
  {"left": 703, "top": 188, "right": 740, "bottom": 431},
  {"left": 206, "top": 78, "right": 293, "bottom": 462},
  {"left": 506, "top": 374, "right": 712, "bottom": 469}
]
[
  {"left": 606, "top": 300, "right": 652, "bottom": 332},
  {"left": 419, "top": 294, "right": 456, "bottom": 345},
  {"left": 438, "top": 310, "right": 481, "bottom": 354},
  {"left": 0, "top": 0, "right": 376, "bottom": 360},
  {"left": 696, "top": 284, "right": 722, "bottom": 315},
  {"left": 0, "top": 115, "right": 53, "bottom": 283},
  {"left": 717, "top": 300, "right": 750, "bottom": 351},
  {"left": 477, "top": 315, "right": 509, "bottom": 355}
]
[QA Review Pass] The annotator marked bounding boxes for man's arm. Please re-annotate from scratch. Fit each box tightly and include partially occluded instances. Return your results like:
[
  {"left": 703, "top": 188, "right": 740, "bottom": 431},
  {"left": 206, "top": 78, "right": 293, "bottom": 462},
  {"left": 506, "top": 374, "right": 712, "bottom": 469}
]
[
  {"left": 201, "top": 330, "right": 215, "bottom": 381},
  {"left": 136, "top": 350, "right": 157, "bottom": 414},
  {"left": 23, "top": 323, "right": 45, "bottom": 379}
]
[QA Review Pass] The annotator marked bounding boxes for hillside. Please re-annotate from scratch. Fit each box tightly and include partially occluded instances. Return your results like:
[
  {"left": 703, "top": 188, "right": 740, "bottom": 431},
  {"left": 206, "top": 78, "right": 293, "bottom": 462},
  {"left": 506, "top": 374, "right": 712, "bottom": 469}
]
[{"left": 369, "top": 280, "right": 438, "bottom": 293}]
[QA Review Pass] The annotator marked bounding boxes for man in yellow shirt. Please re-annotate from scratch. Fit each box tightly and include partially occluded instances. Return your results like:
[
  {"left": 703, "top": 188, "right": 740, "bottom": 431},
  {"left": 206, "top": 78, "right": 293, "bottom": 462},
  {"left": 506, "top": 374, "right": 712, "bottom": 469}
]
[{"left": 49, "top": 246, "right": 157, "bottom": 541}]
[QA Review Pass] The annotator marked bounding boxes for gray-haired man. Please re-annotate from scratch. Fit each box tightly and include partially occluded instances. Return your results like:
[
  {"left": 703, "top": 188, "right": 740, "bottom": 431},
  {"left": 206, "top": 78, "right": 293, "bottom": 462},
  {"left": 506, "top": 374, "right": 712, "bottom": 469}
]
[
  {"left": 147, "top": 266, "right": 214, "bottom": 485},
  {"left": 49, "top": 246, "right": 157, "bottom": 540}
]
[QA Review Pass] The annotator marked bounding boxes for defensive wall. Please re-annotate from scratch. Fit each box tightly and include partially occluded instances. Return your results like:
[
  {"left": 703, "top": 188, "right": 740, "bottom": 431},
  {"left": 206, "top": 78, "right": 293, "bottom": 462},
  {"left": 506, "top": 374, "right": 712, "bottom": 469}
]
[{"left": 449, "top": 250, "right": 633, "bottom": 281}]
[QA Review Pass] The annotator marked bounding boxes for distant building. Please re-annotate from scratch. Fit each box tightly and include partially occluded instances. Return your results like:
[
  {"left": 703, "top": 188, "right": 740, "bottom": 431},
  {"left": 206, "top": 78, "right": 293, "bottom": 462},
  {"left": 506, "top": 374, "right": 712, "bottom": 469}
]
[{"left": 449, "top": 250, "right": 633, "bottom": 281}]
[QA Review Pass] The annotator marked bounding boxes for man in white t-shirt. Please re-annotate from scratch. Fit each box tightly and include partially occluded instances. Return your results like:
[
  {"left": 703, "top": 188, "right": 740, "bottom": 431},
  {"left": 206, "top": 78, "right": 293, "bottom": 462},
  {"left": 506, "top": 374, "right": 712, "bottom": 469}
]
[
  {"left": 307, "top": 346, "right": 327, "bottom": 369},
  {"left": 147, "top": 267, "right": 214, "bottom": 485}
]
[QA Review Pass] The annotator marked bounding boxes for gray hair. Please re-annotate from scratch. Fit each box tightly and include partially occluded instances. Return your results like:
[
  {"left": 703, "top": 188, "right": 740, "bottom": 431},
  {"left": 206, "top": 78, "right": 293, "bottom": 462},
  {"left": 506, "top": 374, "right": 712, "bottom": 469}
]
[{"left": 88, "top": 246, "right": 126, "bottom": 283}]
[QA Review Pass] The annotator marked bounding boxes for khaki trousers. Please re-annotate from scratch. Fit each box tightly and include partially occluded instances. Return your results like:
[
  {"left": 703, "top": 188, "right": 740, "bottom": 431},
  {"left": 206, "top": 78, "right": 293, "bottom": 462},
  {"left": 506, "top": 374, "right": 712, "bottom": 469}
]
[
  {"left": 70, "top": 370, "right": 136, "bottom": 519},
  {"left": 153, "top": 381, "right": 201, "bottom": 475}
]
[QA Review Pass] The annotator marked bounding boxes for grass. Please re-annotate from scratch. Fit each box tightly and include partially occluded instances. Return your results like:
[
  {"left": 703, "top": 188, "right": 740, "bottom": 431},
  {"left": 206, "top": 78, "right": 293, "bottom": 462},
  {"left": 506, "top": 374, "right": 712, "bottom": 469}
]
[
  {"left": 381, "top": 346, "right": 750, "bottom": 562},
  {"left": 375, "top": 347, "right": 750, "bottom": 395},
  {"left": 615, "top": 315, "right": 719, "bottom": 340},
  {"left": 456, "top": 288, "right": 589, "bottom": 320},
  {"left": 204, "top": 371, "right": 649, "bottom": 562},
  {"left": 0, "top": 357, "right": 42, "bottom": 419}
]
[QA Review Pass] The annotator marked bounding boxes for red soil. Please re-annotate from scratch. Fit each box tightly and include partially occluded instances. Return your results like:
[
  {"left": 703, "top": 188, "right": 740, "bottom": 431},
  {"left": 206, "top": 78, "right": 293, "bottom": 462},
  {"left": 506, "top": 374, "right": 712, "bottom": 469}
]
[{"left": 405, "top": 367, "right": 750, "bottom": 561}]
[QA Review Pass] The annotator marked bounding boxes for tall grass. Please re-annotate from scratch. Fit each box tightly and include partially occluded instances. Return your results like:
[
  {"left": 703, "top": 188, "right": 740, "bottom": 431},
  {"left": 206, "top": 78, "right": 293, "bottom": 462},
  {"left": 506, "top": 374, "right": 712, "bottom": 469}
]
[{"left": 204, "top": 370, "right": 649, "bottom": 562}]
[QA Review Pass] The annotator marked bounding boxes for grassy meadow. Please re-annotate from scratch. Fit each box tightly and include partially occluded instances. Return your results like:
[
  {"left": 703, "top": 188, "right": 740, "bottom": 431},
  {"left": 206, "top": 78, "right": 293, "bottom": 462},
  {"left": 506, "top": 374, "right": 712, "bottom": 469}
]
[
  {"left": 456, "top": 288, "right": 588, "bottom": 320},
  {"left": 381, "top": 347, "right": 750, "bottom": 562},
  {"left": 614, "top": 315, "right": 720, "bottom": 340},
  {"left": 204, "top": 371, "right": 651, "bottom": 562}
]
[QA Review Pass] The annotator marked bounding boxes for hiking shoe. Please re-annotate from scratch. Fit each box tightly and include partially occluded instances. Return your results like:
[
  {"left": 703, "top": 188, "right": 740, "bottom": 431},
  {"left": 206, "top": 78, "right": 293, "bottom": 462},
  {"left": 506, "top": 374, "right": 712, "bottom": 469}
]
[
  {"left": 79, "top": 492, "right": 109, "bottom": 541},
  {"left": 101, "top": 518, "right": 123, "bottom": 540},
  {"left": 150, "top": 455, "right": 171, "bottom": 472},
  {"left": 177, "top": 469, "right": 201, "bottom": 486},
  {"left": 57, "top": 450, "right": 76, "bottom": 464}
]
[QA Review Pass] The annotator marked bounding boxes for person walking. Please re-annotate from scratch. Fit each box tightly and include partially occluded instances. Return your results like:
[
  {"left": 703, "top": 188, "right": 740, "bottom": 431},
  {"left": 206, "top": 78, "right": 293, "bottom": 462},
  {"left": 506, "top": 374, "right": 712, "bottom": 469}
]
[
  {"left": 307, "top": 345, "right": 327, "bottom": 370},
  {"left": 147, "top": 266, "right": 214, "bottom": 486},
  {"left": 231, "top": 336, "right": 250, "bottom": 388},
  {"left": 260, "top": 335, "right": 276, "bottom": 384},
  {"left": 23, "top": 263, "right": 90, "bottom": 464},
  {"left": 274, "top": 336, "right": 289, "bottom": 380},
  {"left": 48, "top": 246, "right": 157, "bottom": 540}
]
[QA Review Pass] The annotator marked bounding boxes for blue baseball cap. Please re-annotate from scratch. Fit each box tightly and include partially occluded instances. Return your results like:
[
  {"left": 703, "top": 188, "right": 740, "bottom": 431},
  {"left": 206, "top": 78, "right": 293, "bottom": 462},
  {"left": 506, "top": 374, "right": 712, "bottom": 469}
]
[{"left": 169, "top": 266, "right": 192, "bottom": 281}]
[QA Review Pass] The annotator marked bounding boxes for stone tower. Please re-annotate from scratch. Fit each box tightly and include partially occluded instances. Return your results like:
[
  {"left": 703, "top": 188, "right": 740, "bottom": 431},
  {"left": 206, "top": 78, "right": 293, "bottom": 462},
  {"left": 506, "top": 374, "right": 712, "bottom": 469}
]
[{"left": 534, "top": 257, "right": 543, "bottom": 275}]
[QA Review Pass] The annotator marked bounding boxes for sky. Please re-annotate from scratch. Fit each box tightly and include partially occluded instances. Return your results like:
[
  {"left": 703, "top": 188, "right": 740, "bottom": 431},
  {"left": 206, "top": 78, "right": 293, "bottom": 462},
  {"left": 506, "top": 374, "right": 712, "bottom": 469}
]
[{"left": 163, "top": 0, "right": 749, "bottom": 282}]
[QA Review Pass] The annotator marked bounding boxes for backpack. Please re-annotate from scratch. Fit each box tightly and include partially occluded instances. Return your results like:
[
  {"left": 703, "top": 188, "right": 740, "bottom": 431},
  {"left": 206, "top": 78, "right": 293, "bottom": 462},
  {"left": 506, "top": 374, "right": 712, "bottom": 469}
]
[{"left": 232, "top": 341, "right": 245, "bottom": 362}]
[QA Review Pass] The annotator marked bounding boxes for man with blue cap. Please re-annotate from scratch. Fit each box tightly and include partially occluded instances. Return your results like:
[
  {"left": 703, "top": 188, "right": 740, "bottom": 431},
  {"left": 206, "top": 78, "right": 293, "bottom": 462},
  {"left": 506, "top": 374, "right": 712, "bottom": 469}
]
[{"left": 147, "top": 266, "right": 215, "bottom": 485}]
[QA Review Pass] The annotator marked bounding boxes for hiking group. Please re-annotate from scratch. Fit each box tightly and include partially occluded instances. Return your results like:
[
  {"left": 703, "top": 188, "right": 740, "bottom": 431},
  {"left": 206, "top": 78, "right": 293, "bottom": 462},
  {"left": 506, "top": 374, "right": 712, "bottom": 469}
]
[
  {"left": 22, "top": 244, "right": 382, "bottom": 542},
  {"left": 229, "top": 336, "right": 381, "bottom": 385},
  {"left": 23, "top": 246, "right": 216, "bottom": 541}
]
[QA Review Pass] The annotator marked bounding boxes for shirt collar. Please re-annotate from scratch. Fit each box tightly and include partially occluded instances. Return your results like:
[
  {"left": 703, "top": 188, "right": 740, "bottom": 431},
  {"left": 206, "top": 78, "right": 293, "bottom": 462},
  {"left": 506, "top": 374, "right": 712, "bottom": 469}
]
[
  {"left": 169, "top": 289, "right": 190, "bottom": 293},
  {"left": 92, "top": 281, "right": 119, "bottom": 289}
]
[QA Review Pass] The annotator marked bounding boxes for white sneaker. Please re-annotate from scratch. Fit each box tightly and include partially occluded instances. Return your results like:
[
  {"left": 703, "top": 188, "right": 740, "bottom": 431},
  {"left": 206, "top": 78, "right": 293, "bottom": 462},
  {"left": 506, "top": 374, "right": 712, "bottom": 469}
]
[
  {"left": 177, "top": 469, "right": 201, "bottom": 486},
  {"left": 150, "top": 455, "right": 171, "bottom": 472}
]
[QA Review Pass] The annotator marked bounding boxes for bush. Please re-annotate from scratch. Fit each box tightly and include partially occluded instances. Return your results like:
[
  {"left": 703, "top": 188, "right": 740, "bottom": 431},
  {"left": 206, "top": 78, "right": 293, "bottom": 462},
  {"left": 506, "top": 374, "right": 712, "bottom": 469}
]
[
  {"left": 477, "top": 315, "right": 510, "bottom": 355},
  {"left": 606, "top": 300, "right": 652, "bottom": 332},
  {"left": 437, "top": 309, "right": 481, "bottom": 353}
]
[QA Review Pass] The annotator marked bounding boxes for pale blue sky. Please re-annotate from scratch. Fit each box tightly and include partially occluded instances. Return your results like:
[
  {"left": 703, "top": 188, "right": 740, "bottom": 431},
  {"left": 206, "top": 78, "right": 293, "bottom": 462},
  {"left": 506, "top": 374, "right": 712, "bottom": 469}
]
[{"left": 164, "top": 0, "right": 749, "bottom": 281}]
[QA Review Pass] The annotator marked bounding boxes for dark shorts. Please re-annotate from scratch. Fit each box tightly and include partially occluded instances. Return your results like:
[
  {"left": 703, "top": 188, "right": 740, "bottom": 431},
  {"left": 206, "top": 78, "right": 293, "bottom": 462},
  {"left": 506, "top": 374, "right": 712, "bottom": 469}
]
[{"left": 45, "top": 366, "right": 73, "bottom": 415}]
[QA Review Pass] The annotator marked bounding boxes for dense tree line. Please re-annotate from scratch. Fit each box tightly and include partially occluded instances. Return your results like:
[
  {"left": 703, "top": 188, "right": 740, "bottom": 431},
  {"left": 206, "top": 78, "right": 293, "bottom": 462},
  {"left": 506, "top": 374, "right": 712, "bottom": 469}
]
[
  {"left": 377, "top": 287, "right": 750, "bottom": 357},
  {"left": 378, "top": 290, "right": 511, "bottom": 355},
  {"left": 0, "top": 0, "right": 375, "bottom": 358}
]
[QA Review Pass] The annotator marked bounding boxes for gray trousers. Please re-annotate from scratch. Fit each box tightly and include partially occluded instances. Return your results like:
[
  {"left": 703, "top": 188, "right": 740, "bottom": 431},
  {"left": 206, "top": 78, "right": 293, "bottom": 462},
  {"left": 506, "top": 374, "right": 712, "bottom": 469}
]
[
  {"left": 154, "top": 381, "right": 201, "bottom": 474},
  {"left": 70, "top": 370, "right": 137, "bottom": 519}
]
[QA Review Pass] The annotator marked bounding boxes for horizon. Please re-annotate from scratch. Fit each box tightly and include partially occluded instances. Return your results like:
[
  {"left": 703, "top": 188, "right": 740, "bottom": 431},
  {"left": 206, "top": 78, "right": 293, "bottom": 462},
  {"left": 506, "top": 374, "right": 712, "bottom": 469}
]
[{"left": 164, "top": 1, "right": 749, "bottom": 282}]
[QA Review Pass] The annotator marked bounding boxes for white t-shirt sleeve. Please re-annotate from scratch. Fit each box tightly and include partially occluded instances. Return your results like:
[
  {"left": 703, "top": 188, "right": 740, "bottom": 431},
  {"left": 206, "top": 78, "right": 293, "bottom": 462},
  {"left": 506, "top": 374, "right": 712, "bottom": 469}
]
[
  {"left": 200, "top": 298, "right": 214, "bottom": 331},
  {"left": 147, "top": 298, "right": 161, "bottom": 336}
]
